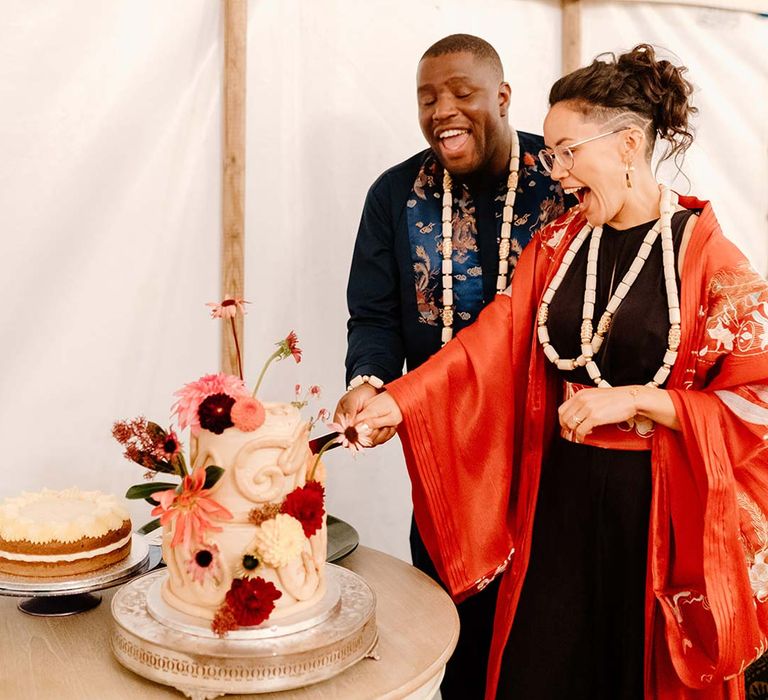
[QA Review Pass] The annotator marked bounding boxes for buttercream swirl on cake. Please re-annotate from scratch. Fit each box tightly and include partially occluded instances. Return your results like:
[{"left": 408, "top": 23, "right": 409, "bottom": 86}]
[{"left": 160, "top": 402, "right": 327, "bottom": 623}]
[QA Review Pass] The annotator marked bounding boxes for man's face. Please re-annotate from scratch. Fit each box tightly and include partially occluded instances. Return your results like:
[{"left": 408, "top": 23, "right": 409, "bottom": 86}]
[{"left": 417, "top": 52, "right": 511, "bottom": 177}]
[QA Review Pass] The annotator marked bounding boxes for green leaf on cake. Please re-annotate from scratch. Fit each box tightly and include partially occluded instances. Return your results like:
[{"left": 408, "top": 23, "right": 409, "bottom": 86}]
[
  {"left": 204, "top": 465, "right": 225, "bottom": 489},
  {"left": 151, "top": 459, "right": 177, "bottom": 474},
  {"left": 125, "top": 482, "right": 177, "bottom": 500},
  {"left": 146, "top": 421, "right": 167, "bottom": 440},
  {"left": 136, "top": 518, "right": 161, "bottom": 535},
  {"left": 170, "top": 451, "right": 188, "bottom": 477}
]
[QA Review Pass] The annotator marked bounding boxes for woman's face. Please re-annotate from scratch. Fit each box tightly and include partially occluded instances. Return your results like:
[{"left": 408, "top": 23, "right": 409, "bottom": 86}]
[{"left": 542, "top": 102, "right": 629, "bottom": 226}]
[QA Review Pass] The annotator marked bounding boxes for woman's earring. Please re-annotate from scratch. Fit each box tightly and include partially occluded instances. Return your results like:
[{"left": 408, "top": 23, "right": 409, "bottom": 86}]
[{"left": 625, "top": 162, "right": 635, "bottom": 189}]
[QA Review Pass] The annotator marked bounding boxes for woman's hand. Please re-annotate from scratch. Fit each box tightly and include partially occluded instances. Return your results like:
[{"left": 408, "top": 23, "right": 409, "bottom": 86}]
[
  {"left": 354, "top": 391, "right": 403, "bottom": 438},
  {"left": 333, "top": 384, "right": 397, "bottom": 446},
  {"left": 559, "top": 387, "right": 636, "bottom": 442},
  {"left": 559, "top": 385, "right": 681, "bottom": 442}
]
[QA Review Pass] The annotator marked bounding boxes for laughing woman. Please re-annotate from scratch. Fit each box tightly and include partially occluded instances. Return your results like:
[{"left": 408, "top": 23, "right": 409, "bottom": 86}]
[{"left": 356, "top": 45, "right": 768, "bottom": 699}]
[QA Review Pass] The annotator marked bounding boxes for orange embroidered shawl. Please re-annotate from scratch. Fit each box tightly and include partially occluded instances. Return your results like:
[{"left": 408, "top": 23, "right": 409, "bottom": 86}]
[{"left": 387, "top": 197, "right": 768, "bottom": 699}]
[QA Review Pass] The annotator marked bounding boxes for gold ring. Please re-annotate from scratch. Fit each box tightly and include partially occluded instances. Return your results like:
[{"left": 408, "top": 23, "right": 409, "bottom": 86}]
[{"left": 573, "top": 415, "right": 583, "bottom": 426}]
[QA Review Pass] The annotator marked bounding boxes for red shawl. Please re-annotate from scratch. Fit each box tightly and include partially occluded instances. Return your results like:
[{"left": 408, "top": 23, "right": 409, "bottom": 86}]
[{"left": 387, "top": 197, "right": 768, "bottom": 699}]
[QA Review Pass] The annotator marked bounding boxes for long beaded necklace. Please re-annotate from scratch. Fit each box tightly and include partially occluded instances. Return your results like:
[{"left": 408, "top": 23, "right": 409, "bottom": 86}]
[
  {"left": 439, "top": 130, "right": 520, "bottom": 345},
  {"left": 536, "top": 185, "right": 681, "bottom": 388}
]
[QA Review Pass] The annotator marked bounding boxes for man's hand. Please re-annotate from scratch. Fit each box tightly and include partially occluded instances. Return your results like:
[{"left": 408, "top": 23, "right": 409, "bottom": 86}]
[
  {"left": 334, "top": 384, "right": 378, "bottom": 422},
  {"left": 334, "top": 384, "right": 397, "bottom": 447},
  {"left": 355, "top": 391, "right": 403, "bottom": 441}
]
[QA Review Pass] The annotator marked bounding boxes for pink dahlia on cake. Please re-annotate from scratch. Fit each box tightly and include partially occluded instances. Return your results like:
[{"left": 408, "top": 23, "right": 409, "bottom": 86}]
[{"left": 172, "top": 373, "right": 250, "bottom": 433}]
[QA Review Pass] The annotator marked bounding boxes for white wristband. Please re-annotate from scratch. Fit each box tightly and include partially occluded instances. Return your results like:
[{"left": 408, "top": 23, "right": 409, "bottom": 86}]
[{"left": 347, "top": 374, "right": 384, "bottom": 392}]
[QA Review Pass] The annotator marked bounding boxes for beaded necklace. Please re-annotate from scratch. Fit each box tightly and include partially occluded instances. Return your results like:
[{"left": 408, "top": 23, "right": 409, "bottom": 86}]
[
  {"left": 439, "top": 130, "right": 521, "bottom": 345},
  {"left": 536, "top": 185, "right": 681, "bottom": 387}
]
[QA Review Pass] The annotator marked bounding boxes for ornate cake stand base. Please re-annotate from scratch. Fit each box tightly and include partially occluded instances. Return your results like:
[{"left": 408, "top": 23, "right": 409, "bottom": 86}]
[{"left": 111, "top": 565, "right": 377, "bottom": 698}]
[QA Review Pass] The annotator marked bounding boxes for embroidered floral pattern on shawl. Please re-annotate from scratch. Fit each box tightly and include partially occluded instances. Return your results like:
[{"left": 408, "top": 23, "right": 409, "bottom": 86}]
[{"left": 389, "top": 197, "right": 768, "bottom": 699}]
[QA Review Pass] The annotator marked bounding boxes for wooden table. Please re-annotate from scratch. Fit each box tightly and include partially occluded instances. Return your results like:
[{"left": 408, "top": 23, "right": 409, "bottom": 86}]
[{"left": 0, "top": 546, "right": 459, "bottom": 699}]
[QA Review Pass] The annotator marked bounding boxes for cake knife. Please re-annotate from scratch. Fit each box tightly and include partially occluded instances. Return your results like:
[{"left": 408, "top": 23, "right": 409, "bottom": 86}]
[{"left": 308, "top": 432, "right": 341, "bottom": 455}]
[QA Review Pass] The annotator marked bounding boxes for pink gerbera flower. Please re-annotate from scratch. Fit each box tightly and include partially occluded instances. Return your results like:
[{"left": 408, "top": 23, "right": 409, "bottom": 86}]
[
  {"left": 151, "top": 466, "right": 233, "bottom": 547},
  {"left": 152, "top": 428, "right": 182, "bottom": 461},
  {"left": 326, "top": 414, "right": 372, "bottom": 454},
  {"left": 279, "top": 331, "right": 302, "bottom": 364},
  {"left": 307, "top": 413, "right": 372, "bottom": 481},
  {"left": 252, "top": 332, "right": 304, "bottom": 397},
  {"left": 206, "top": 296, "right": 249, "bottom": 319},
  {"left": 186, "top": 543, "right": 222, "bottom": 584},
  {"left": 172, "top": 373, "right": 249, "bottom": 432}
]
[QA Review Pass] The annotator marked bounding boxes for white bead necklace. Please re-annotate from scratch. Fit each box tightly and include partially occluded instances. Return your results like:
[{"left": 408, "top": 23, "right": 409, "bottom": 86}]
[
  {"left": 440, "top": 130, "right": 521, "bottom": 345},
  {"left": 537, "top": 185, "right": 681, "bottom": 388}
]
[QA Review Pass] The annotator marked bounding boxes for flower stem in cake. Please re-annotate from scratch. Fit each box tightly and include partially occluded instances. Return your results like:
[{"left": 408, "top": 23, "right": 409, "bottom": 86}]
[
  {"left": 252, "top": 348, "right": 280, "bottom": 398},
  {"left": 207, "top": 296, "right": 248, "bottom": 380},
  {"left": 308, "top": 414, "right": 374, "bottom": 480},
  {"left": 251, "top": 331, "right": 303, "bottom": 397},
  {"left": 230, "top": 317, "right": 243, "bottom": 380},
  {"left": 308, "top": 438, "right": 339, "bottom": 482}
]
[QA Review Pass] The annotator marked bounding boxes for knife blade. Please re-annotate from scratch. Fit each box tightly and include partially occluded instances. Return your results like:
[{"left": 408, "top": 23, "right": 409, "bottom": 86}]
[{"left": 308, "top": 432, "right": 341, "bottom": 455}]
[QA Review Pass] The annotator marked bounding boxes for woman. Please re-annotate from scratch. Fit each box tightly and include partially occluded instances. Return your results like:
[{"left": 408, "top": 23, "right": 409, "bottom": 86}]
[{"left": 356, "top": 45, "right": 768, "bottom": 699}]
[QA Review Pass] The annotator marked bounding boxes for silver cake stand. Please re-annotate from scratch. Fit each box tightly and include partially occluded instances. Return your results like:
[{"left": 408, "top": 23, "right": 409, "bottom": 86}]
[
  {"left": 111, "top": 564, "right": 378, "bottom": 699},
  {"left": 0, "top": 533, "right": 152, "bottom": 616}
]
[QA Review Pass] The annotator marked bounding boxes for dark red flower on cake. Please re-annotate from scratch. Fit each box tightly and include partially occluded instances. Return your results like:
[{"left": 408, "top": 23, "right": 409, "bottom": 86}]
[
  {"left": 281, "top": 481, "right": 325, "bottom": 538},
  {"left": 225, "top": 576, "right": 282, "bottom": 627},
  {"left": 172, "top": 373, "right": 249, "bottom": 432},
  {"left": 197, "top": 393, "right": 236, "bottom": 434}
]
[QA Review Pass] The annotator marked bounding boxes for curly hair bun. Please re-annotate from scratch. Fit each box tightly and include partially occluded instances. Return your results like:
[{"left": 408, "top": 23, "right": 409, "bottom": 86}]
[{"left": 549, "top": 44, "right": 697, "bottom": 162}]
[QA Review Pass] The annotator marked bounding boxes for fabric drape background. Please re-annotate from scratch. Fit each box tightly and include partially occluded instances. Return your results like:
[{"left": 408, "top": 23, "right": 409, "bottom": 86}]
[{"left": 1, "top": 0, "right": 765, "bottom": 566}]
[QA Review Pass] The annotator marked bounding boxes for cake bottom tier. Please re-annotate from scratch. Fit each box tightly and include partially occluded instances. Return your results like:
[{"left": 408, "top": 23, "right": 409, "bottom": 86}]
[{"left": 0, "top": 535, "right": 132, "bottom": 578}]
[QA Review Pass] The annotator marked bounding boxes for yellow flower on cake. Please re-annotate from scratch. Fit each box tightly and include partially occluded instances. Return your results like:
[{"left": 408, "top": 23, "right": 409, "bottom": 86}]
[{"left": 249, "top": 513, "right": 305, "bottom": 568}]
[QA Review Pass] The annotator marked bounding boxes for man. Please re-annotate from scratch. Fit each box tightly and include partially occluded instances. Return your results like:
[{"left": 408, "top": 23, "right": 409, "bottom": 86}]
[{"left": 335, "top": 34, "right": 568, "bottom": 697}]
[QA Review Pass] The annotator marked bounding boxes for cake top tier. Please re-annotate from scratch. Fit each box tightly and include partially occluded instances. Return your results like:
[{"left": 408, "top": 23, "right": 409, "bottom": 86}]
[{"left": 0, "top": 488, "right": 129, "bottom": 543}]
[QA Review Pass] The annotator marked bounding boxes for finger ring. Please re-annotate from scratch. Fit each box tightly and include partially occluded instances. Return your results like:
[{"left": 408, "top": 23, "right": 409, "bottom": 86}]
[{"left": 573, "top": 415, "right": 583, "bottom": 426}]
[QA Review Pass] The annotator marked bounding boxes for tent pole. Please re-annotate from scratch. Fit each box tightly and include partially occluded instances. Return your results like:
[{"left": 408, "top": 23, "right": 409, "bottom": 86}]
[
  {"left": 221, "top": 0, "right": 247, "bottom": 376},
  {"left": 562, "top": 0, "right": 582, "bottom": 74}
]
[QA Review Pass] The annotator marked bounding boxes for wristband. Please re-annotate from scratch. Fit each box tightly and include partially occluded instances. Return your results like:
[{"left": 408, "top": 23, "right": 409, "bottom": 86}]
[{"left": 347, "top": 374, "right": 384, "bottom": 392}]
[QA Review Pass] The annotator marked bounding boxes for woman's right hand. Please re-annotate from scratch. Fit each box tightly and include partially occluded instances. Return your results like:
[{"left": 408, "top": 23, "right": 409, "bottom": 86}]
[{"left": 355, "top": 391, "right": 403, "bottom": 433}]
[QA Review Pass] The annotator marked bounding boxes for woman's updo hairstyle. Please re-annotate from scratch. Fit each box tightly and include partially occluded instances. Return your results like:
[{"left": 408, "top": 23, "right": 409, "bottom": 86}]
[{"left": 548, "top": 44, "right": 697, "bottom": 164}]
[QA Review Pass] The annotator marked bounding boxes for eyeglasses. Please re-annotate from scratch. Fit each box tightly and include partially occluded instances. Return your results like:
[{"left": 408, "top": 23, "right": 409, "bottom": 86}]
[{"left": 538, "top": 127, "right": 631, "bottom": 174}]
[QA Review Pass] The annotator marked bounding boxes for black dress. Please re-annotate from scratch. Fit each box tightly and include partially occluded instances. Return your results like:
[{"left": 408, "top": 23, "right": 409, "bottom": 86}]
[{"left": 496, "top": 210, "right": 691, "bottom": 699}]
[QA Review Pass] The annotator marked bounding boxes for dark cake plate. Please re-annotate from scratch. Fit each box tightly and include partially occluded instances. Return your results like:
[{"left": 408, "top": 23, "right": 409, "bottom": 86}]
[{"left": 326, "top": 514, "right": 360, "bottom": 562}]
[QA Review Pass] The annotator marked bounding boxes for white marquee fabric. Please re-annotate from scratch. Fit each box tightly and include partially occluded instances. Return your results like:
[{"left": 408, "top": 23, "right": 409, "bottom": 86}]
[{"left": 1, "top": 1, "right": 765, "bottom": 562}]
